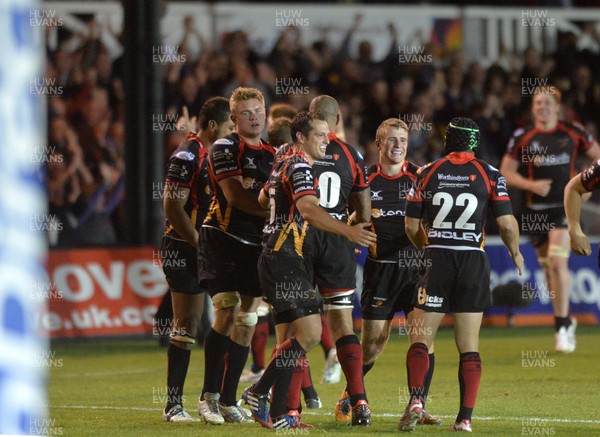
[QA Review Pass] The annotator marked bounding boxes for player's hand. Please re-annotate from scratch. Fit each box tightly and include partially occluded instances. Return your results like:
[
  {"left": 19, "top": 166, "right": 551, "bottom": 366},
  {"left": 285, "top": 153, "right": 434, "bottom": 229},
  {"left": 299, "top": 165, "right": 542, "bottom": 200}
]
[
  {"left": 346, "top": 222, "right": 377, "bottom": 248},
  {"left": 530, "top": 179, "right": 552, "bottom": 197},
  {"left": 511, "top": 251, "right": 524, "bottom": 276},
  {"left": 569, "top": 231, "right": 592, "bottom": 256}
]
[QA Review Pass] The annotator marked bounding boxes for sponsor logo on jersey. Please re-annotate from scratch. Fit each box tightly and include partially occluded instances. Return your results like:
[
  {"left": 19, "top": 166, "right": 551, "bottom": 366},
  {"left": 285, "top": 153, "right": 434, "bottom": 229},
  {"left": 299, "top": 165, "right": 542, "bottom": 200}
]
[
  {"left": 245, "top": 157, "right": 257, "bottom": 169},
  {"left": 371, "top": 190, "right": 383, "bottom": 201},
  {"left": 438, "top": 174, "right": 469, "bottom": 181},
  {"left": 371, "top": 208, "right": 405, "bottom": 218},
  {"left": 213, "top": 138, "right": 234, "bottom": 146},
  {"left": 427, "top": 229, "right": 483, "bottom": 242},
  {"left": 242, "top": 178, "right": 265, "bottom": 190},
  {"left": 175, "top": 151, "right": 195, "bottom": 161}
]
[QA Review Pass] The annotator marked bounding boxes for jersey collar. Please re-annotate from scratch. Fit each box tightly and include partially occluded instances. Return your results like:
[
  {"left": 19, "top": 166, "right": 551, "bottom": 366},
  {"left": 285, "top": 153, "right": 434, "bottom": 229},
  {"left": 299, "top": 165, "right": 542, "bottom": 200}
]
[{"left": 446, "top": 151, "right": 475, "bottom": 164}]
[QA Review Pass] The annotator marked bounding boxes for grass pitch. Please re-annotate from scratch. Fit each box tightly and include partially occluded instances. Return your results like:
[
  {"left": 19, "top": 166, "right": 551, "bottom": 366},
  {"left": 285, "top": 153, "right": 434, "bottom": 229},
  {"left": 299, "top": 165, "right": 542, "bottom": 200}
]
[{"left": 49, "top": 326, "right": 600, "bottom": 436}]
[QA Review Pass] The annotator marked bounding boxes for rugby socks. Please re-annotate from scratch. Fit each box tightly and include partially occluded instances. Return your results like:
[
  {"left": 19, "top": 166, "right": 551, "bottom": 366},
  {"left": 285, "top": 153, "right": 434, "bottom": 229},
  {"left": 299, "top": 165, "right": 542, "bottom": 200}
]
[
  {"left": 457, "top": 352, "right": 482, "bottom": 423},
  {"left": 422, "top": 353, "right": 435, "bottom": 408},
  {"left": 336, "top": 335, "right": 367, "bottom": 405},
  {"left": 254, "top": 338, "right": 305, "bottom": 395},
  {"left": 301, "top": 365, "right": 319, "bottom": 401},
  {"left": 287, "top": 356, "right": 308, "bottom": 411},
  {"left": 201, "top": 328, "right": 229, "bottom": 398},
  {"left": 554, "top": 316, "right": 571, "bottom": 332},
  {"left": 250, "top": 316, "right": 269, "bottom": 372},
  {"left": 320, "top": 314, "right": 335, "bottom": 358},
  {"left": 220, "top": 339, "right": 250, "bottom": 406},
  {"left": 406, "top": 342, "right": 429, "bottom": 404},
  {"left": 363, "top": 361, "right": 375, "bottom": 377},
  {"left": 166, "top": 343, "right": 190, "bottom": 410}
]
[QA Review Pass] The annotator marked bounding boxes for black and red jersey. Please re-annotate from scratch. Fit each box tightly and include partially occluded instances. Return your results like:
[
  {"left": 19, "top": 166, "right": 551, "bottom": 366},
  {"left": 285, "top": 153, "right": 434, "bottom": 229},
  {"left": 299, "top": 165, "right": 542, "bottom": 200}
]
[
  {"left": 203, "top": 132, "right": 275, "bottom": 245},
  {"left": 164, "top": 133, "right": 211, "bottom": 241},
  {"left": 312, "top": 133, "right": 368, "bottom": 222},
  {"left": 262, "top": 151, "right": 317, "bottom": 256},
  {"left": 506, "top": 121, "right": 594, "bottom": 207},
  {"left": 406, "top": 152, "right": 513, "bottom": 251},
  {"left": 581, "top": 159, "right": 600, "bottom": 192},
  {"left": 367, "top": 161, "right": 418, "bottom": 260}
]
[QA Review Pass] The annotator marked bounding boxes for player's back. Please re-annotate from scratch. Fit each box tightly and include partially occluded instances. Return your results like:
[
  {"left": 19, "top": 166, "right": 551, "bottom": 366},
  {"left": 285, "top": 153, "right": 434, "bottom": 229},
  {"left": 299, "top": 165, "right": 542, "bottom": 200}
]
[
  {"left": 312, "top": 133, "right": 368, "bottom": 221},
  {"left": 409, "top": 152, "right": 509, "bottom": 251},
  {"left": 164, "top": 133, "right": 210, "bottom": 240}
]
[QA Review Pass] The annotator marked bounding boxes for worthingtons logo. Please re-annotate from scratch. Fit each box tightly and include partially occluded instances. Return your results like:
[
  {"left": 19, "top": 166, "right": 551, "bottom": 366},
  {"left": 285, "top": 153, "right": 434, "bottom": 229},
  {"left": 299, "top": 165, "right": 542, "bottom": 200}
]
[{"left": 437, "top": 174, "right": 469, "bottom": 181}]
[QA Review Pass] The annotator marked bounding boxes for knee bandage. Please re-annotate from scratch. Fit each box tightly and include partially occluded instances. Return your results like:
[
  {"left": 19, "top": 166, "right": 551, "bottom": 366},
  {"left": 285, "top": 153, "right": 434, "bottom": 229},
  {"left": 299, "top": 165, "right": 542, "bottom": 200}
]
[
  {"left": 212, "top": 292, "right": 241, "bottom": 310},
  {"left": 170, "top": 328, "right": 196, "bottom": 345},
  {"left": 236, "top": 311, "right": 258, "bottom": 326},
  {"left": 548, "top": 244, "right": 570, "bottom": 258}
]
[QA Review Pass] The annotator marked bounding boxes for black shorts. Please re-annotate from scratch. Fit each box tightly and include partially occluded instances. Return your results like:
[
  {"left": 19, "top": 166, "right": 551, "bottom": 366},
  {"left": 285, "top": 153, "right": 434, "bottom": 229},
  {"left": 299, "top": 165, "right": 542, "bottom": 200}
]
[
  {"left": 521, "top": 206, "right": 567, "bottom": 248},
  {"left": 308, "top": 230, "right": 357, "bottom": 295},
  {"left": 361, "top": 257, "right": 419, "bottom": 320},
  {"left": 197, "top": 227, "right": 262, "bottom": 298},
  {"left": 415, "top": 248, "right": 491, "bottom": 313},
  {"left": 161, "top": 236, "right": 203, "bottom": 295},
  {"left": 258, "top": 250, "right": 320, "bottom": 324}
]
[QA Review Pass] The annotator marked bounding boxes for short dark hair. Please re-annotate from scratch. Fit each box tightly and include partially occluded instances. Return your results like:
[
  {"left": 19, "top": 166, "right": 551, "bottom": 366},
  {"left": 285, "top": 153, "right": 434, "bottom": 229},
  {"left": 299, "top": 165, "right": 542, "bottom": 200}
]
[
  {"left": 445, "top": 117, "right": 480, "bottom": 153},
  {"left": 291, "top": 111, "right": 327, "bottom": 142},
  {"left": 268, "top": 117, "right": 293, "bottom": 148},
  {"left": 198, "top": 97, "right": 230, "bottom": 131},
  {"left": 268, "top": 103, "right": 298, "bottom": 120}
]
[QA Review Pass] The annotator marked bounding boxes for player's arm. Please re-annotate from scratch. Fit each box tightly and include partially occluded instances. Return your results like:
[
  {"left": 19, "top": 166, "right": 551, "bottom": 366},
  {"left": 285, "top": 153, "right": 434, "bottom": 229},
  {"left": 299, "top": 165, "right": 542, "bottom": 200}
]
[
  {"left": 564, "top": 174, "right": 592, "bottom": 256},
  {"left": 218, "top": 176, "right": 269, "bottom": 217},
  {"left": 349, "top": 188, "right": 371, "bottom": 224},
  {"left": 405, "top": 217, "right": 426, "bottom": 251},
  {"left": 258, "top": 186, "right": 269, "bottom": 210},
  {"left": 163, "top": 185, "right": 198, "bottom": 247},
  {"left": 496, "top": 214, "right": 524, "bottom": 275},
  {"left": 499, "top": 154, "right": 551, "bottom": 197},
  {"left": 584, "top": 140, "right": 600, "bottom": 161},
  {"left": 296, "top": 194, "right": 377, "bottom": 247}
]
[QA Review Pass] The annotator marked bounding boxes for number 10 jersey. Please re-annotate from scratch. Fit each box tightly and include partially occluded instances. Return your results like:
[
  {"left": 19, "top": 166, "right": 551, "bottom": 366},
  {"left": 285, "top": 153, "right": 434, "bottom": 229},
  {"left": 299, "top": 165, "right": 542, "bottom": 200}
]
[
  {"left": 312, "top": 133, "right": 369, "bottom": 222},
  {"left": 405, "top": 152, "right": 513, "bottom": 251}
]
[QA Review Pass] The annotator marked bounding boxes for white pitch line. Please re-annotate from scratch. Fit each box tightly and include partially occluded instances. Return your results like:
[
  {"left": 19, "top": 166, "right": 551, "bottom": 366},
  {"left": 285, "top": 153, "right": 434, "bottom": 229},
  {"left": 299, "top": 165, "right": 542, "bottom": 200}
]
[
  {"left": 50, "top": 405, "right": 600, "bottom": 424},
  {"left": 54, "top": 369, "right": 160, "bottom": 377}
]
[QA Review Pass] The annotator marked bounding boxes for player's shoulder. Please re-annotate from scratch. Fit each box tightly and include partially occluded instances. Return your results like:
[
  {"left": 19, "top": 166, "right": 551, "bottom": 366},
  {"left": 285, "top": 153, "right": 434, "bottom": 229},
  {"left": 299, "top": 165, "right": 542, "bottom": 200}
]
[
  {"left": 213, "top": 133, "right": 240, "bottom": 149},
  {"left": 261, "top": 138, "right": 276, "bottom": 156},
  {"left": 510, "top": 125, "right": 534, "bottom": 139},
  {"left": 170, "top": 137, "right": 202, "bottom": 162},
  {"left": 558, "top": 120, "right": 591, "bottom": 139},
  {"left": 367, "top": 164, "right": 379, "bottom": 176},
  {"left": 329, "top": 136, "right": 364, "bottom": 161},
  {"left": 474, "top": 158, "right": 502, "bottom": 177},
  {"left": 405, "top": 161, "right": 420, "bottom": 176},
  {"left": 415, "top": 160, "right": 436, "bottom": 177}
]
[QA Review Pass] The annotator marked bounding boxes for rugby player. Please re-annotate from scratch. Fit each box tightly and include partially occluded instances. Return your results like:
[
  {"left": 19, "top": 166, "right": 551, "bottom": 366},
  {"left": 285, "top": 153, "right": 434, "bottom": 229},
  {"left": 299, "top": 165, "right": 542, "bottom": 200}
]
[
  {"left": 241, "top": 111, "right": 376, "bottom": 429},
  {"left": 308, "top": 95, "right": 373, "bottom": 426},
  {"left": 499, "top": 87, "right": 600, "bottom": 353},
  {"left": 356, "top": 118, "right": 441, "bottom": 426},
  {"left": 400, "top": 117, "right": 524, "bottom": 432},
  {"left": 161, "top": 97, "right": 234, "bottom": 422},
  {"left": 197, "top": 87, "right": 275, "bottom": 424},
  {"left": 565, "top": 159, "right": 600, "bottom": 266}
]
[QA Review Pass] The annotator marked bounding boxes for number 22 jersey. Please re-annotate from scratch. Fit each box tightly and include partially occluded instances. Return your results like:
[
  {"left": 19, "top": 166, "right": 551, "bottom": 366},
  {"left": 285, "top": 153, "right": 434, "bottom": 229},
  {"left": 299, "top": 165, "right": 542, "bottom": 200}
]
[{"left": 406, "top": 152, "right": 513, "bottom": 250}]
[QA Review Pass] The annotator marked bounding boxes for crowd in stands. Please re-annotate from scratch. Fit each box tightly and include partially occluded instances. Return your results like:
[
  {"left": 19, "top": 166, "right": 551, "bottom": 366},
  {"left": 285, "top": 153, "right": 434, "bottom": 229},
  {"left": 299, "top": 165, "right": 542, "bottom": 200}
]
[{"left": 45, "top": 12, "right": 600, "bottom": 247}]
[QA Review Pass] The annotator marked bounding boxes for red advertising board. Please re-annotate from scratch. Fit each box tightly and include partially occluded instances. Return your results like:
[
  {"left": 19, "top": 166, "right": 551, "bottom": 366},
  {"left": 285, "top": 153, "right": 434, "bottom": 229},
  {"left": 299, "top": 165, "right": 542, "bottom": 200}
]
[{"left": 40, "top": 247, "right": 167, "bottom": 338}]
